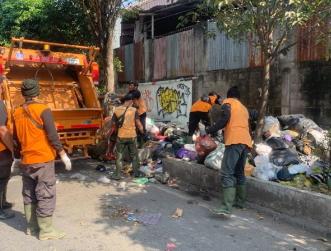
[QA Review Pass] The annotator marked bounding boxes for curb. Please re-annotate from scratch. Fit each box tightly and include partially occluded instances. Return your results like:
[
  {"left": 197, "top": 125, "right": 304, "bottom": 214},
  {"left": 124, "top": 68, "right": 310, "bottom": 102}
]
[{"left": 162, "top": 157, "right": 331, "bottom": 237}]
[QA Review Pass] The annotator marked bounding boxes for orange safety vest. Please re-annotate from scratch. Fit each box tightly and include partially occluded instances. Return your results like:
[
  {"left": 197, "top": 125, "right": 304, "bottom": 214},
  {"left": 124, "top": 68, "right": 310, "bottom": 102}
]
[
  {"left": 137, "top": 97, "right": 147, "bottom": 115},
  {"left": 13, "top": 103, "right": 56, "bottom": 164},
  {"left": 114, "top": 106, "right": 137, "bottom": 139},
  {"left": 222, "top": 98, "right": 252, "bottom": 148},
  {"left": 191, "top": 100, "right": 212, "bottom": 113}
]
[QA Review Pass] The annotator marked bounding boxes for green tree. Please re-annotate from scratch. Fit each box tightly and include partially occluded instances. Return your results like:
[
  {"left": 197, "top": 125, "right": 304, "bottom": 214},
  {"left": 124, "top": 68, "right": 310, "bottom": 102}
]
[
  {"left": 181, "top": 0, "right": 331, "bottom": 140},
  {"left": 78, "top": 0, "right": 131, "bottom": 93},
  {"left": 0, "top": 0, "right": 93, "bottom": 45}
]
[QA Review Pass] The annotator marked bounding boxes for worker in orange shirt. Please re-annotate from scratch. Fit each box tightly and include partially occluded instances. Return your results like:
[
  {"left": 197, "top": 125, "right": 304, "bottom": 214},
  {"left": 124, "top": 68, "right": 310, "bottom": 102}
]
[
  {"left": 188, "top": 94, "right": 212, "bottom": 140},
  {"left": 0, "top": 78, "right": 15, "bottom": 220},
  {"left": 208, "top": 91, "right": 218, "bottom": 105},
  {"left": 204, "top": 86, "right": 252, "bottom": 216},
  {"left": 128, "top": 82, "right": 147, "bottom": 132},
  {"left": 13, "top": 79, "right": 72, "bottom": 240}
]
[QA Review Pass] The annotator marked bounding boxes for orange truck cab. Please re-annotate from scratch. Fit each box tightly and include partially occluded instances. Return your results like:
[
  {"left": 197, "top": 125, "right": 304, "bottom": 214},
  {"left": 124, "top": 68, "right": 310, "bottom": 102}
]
[{"left": 0, "top": 38, "right": 103, "bottom": 157}]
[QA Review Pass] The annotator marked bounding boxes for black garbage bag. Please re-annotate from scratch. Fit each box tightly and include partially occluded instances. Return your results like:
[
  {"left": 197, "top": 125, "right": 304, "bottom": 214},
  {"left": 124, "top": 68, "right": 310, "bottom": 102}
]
[
  {"left": 278, "top": 114, "right": 322, "bottom": 134},
  {"left": 266, "top": 137, "right": 288, "bottom": 150},
  {"left": 277, "top": 114, "right": 304, "bottom": 129},
  {"left": 277, "top": 167, "right": 296, "bottom": 181},
  {"left": 270, "top": 148, "right": 300, "bottom": 166}
]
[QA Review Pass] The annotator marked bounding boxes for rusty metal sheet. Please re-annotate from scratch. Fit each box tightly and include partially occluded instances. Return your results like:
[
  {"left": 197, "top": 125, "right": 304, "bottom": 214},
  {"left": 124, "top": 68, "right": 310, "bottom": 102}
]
[
  {"left": 178, "top": 29, "right": 194, "bottom": 76},
  {"left": 166, "top": 33, "right": 179, "bottom": 78},
  {"left": 297, "top": 22, "right": 328, "bottom": 62},
  {"left": 248, "top": 34, "right": 265, "bottom": 67},
  {"left": 207, "top": 22, "right": 249, "bottom": 71},
  {"left": 153, "top": 37, "right": 167, "bottom": 80},
  {"left": 115, "top": 47, "right": 125, "bottom": 82},
  {"left": 124, "top": 44, "right": 134, "bottom": 81},
  {"left": 134, "top": 42, "right": 144, "bottom": 81}
]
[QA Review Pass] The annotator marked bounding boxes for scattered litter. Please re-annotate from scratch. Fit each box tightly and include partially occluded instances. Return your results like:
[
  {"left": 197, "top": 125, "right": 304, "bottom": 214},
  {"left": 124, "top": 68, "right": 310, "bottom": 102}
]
[
  {"left": 119, "top": 181, "right": 127, "bottom": 191},
  {"left": 95, "top": 164, "right": 107, "bottom": 172},
  {"left": 97, "top": 176, "right": 111, "bottom": 184},
  {"left": 110, "top": 206, "right": 130, "bottom": 219},
  {"left": 127, "top": 213, "right": 137, "bottom": 222},
  {"left": 70, "top": 173, "right": 87, "bottom": 181},
  {"left": 317, "top": 237, "right": 328, "bottom": 243},
  {"left": 133, "top": 178, "right": 149, "bottom": 185},
  {"left": 171, "top": 208, "right": 183, "bottom": 218},
  {"left": 165, "top": 242, "right": 177, "bottom": 251},
  {"left": 136, "top": 213, "right": 162, "bottom": 225}
]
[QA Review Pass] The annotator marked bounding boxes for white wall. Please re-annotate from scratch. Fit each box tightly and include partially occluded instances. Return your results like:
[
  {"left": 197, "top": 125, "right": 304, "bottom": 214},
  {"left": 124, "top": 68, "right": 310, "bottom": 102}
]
[{"left": 139, "top": 79, "right": 192, "bottom": 126}]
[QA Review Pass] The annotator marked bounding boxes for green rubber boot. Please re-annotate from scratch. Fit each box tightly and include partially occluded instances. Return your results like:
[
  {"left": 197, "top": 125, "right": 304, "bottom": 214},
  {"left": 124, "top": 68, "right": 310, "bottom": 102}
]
[
  {"left": 24, "top": 204, "right": 39, "bottom": 236},
  {"left": 234, "top": 185, "right": 246, "bottom": 209},
  {"left": 37, "top": 216, "right": 65, "bottom": 241},
  {"left": 210, "top": 187, "right": 236, "bottom": 216}
]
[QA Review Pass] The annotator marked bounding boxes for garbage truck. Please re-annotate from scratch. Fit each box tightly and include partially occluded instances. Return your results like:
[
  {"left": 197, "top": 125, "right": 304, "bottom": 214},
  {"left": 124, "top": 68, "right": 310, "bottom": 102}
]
[{"left": 0, "top": 38, "right": 103, "bottom": 157}]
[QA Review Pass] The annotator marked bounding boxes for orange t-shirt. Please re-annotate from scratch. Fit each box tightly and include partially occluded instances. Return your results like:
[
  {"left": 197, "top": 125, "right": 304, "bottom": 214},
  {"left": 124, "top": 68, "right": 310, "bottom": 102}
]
[
  {"left": 13, "top": 103, "right": 56, "bottom": 164},
  {"left": 191, "top": 100, "right": 212, "bottom": 113},
  {"left": 137, "top": 97, "right": 147, "bottom": 115}
]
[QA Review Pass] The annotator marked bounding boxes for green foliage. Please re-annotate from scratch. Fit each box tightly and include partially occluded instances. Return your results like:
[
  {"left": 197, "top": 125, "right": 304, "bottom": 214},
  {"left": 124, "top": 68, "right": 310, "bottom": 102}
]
[
  {"left": 114, "top": 56, "right": 123, "bottom": 73},
  {"left": 121, "top": 7, "right": 141, "bottom": 23},
  {"left": 208, "top": 0, "right": 331, "bottom": 60},
  {"left": 0, "top": 0, "right": 93, "bottom": 46}
]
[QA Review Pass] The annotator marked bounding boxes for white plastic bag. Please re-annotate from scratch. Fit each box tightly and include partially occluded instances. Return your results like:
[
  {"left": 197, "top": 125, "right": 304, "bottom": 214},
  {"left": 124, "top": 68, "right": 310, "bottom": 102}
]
[
  {"left": 253, "top": 155, "right": 281, "bottom": 181},
  {"left": 204, "top": 144, "right": 225, "bottom": 170},
  {"left": 184, "top": 144, "right": 196, "bottom": 152},
  {"left": 255, "top": 143, "right": 272, "bottom": 156},
  {"left": 263, "top": 116, "right": 280, "bottom": 137}
]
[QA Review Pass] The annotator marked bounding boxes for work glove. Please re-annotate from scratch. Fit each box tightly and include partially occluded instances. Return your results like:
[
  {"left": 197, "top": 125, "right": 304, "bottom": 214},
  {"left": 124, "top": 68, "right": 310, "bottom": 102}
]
[
  {"left": 59, "top": 151, "right": 72, "bottom": 171},
  {"left": 11, "top": 158, "right": 21, "bottom": 174}
]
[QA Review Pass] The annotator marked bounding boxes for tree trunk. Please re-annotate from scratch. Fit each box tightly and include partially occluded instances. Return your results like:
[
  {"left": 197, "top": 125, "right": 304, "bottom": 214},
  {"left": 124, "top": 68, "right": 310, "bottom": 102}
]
[
  {"left": 105, "top": 36, "right": 114, "bottom": 92},
  {"left": 254, "top": 60, "right": 271, "bottom": 142}
]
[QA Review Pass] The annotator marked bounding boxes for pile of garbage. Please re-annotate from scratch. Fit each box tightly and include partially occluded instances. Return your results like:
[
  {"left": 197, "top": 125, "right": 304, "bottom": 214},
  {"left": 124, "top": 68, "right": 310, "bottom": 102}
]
[{"left": 253, "top": 115, "right": 331, "bottom": 194}]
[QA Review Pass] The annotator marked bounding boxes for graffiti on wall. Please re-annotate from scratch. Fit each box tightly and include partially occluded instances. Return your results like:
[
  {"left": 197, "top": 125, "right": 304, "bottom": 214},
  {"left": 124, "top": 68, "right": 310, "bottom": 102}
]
[
  {"left": 156, "top": 83, "right": 191, "bottom": 118},
  {"left": 139, "top": 80, "right": 192, "bottom": 125},
  {"left": 141, "top": 89, "right": 154, "bottom": 112}
]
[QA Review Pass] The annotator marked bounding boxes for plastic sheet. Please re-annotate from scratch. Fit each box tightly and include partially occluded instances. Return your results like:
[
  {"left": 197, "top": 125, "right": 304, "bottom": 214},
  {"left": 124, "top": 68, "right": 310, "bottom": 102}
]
[{"left": 204, "top": 144, "right": 225, "bottom": 170}]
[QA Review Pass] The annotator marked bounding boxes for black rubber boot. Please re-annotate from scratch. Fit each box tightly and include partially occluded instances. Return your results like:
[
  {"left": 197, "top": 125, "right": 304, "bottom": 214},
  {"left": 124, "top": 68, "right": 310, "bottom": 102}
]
[
  {"left": 0, "top": 180, "right": 15, "bottom": 220},
  {"left": 2, "top": 179, "right": 13, "bottom": 209}
]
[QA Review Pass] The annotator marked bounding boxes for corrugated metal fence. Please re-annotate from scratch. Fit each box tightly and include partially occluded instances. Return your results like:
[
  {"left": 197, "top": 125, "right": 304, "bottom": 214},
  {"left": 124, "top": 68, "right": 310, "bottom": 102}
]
[
  {"left": 115, "top": 21, "right": 329, "bottom": 83},
  {"left": 207, "top": 22, "right": 249, "bottom": 70}
]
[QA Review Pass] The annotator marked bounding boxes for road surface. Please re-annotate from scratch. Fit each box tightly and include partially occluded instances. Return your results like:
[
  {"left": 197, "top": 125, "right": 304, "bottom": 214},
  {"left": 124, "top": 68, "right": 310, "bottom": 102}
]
[{"left": 0, "top": 160, "right": 329, "bottom": 251}]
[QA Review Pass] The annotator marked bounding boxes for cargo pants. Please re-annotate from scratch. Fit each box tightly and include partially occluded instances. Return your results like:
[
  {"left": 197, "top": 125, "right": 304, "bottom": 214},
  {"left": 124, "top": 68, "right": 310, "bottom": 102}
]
[
  {"left": 22, "top": 161, "right": 56, "bottom": 217},
  {"left": 116, "top": 138, "right": 139, "bottom": 176},
  {"left": 0, "top": 150, "right": 13, "bottom": 205},
  {"left": 221, "top": 144, "right": 249, "bottom": 188}
]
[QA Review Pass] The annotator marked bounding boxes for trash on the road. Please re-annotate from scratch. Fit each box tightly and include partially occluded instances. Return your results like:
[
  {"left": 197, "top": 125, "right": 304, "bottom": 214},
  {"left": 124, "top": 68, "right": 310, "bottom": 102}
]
[
  {"left": 171, "top": 208, "right": 183, "bottom": 218},
  {"left": 136, "top": 213, "right": 162, "bottom": 225},
  {"left": 97, "top": 176, "right": 111, "bottom": 184},
  {"left": 317, "top": 237, "right": 328, "bottom": 242},
  {"left": 165, "top": 242, "right": 177, "bottom": 251},
  {"left": 110, "top": 205, "right": 130, "bottom": 219},
  {"left": 119, "top": 181, "right": 127, "bottom": 191},
  {"left": 133, "top": 177, "right": 149, "bottom": 185},
  {"left": 95, "top": 164, "right": 107, "bottom": 172},
  {"left": 127, "top": 213, "right": 137, "bottom": 222},
  {"left": 70, "top": 173, "right": 87, "bottom": 181}
]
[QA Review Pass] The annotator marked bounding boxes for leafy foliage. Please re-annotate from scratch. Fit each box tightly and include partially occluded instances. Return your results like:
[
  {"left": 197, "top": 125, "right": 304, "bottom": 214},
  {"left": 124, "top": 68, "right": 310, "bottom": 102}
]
[{"left": 0, "top": 0, "right": 93, "bottom": 46}]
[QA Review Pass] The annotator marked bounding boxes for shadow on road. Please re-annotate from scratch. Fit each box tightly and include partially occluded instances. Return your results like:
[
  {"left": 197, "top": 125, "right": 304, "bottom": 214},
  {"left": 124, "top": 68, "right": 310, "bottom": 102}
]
[{"left": 52, "top": 158, "right": 331, "bottom": 251}]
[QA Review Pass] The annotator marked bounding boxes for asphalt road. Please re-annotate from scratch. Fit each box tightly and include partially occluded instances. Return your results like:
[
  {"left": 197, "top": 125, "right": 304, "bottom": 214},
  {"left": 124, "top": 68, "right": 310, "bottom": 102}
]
[{"left": 0, "top": 159, "right": 329, "bottom": 251}]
